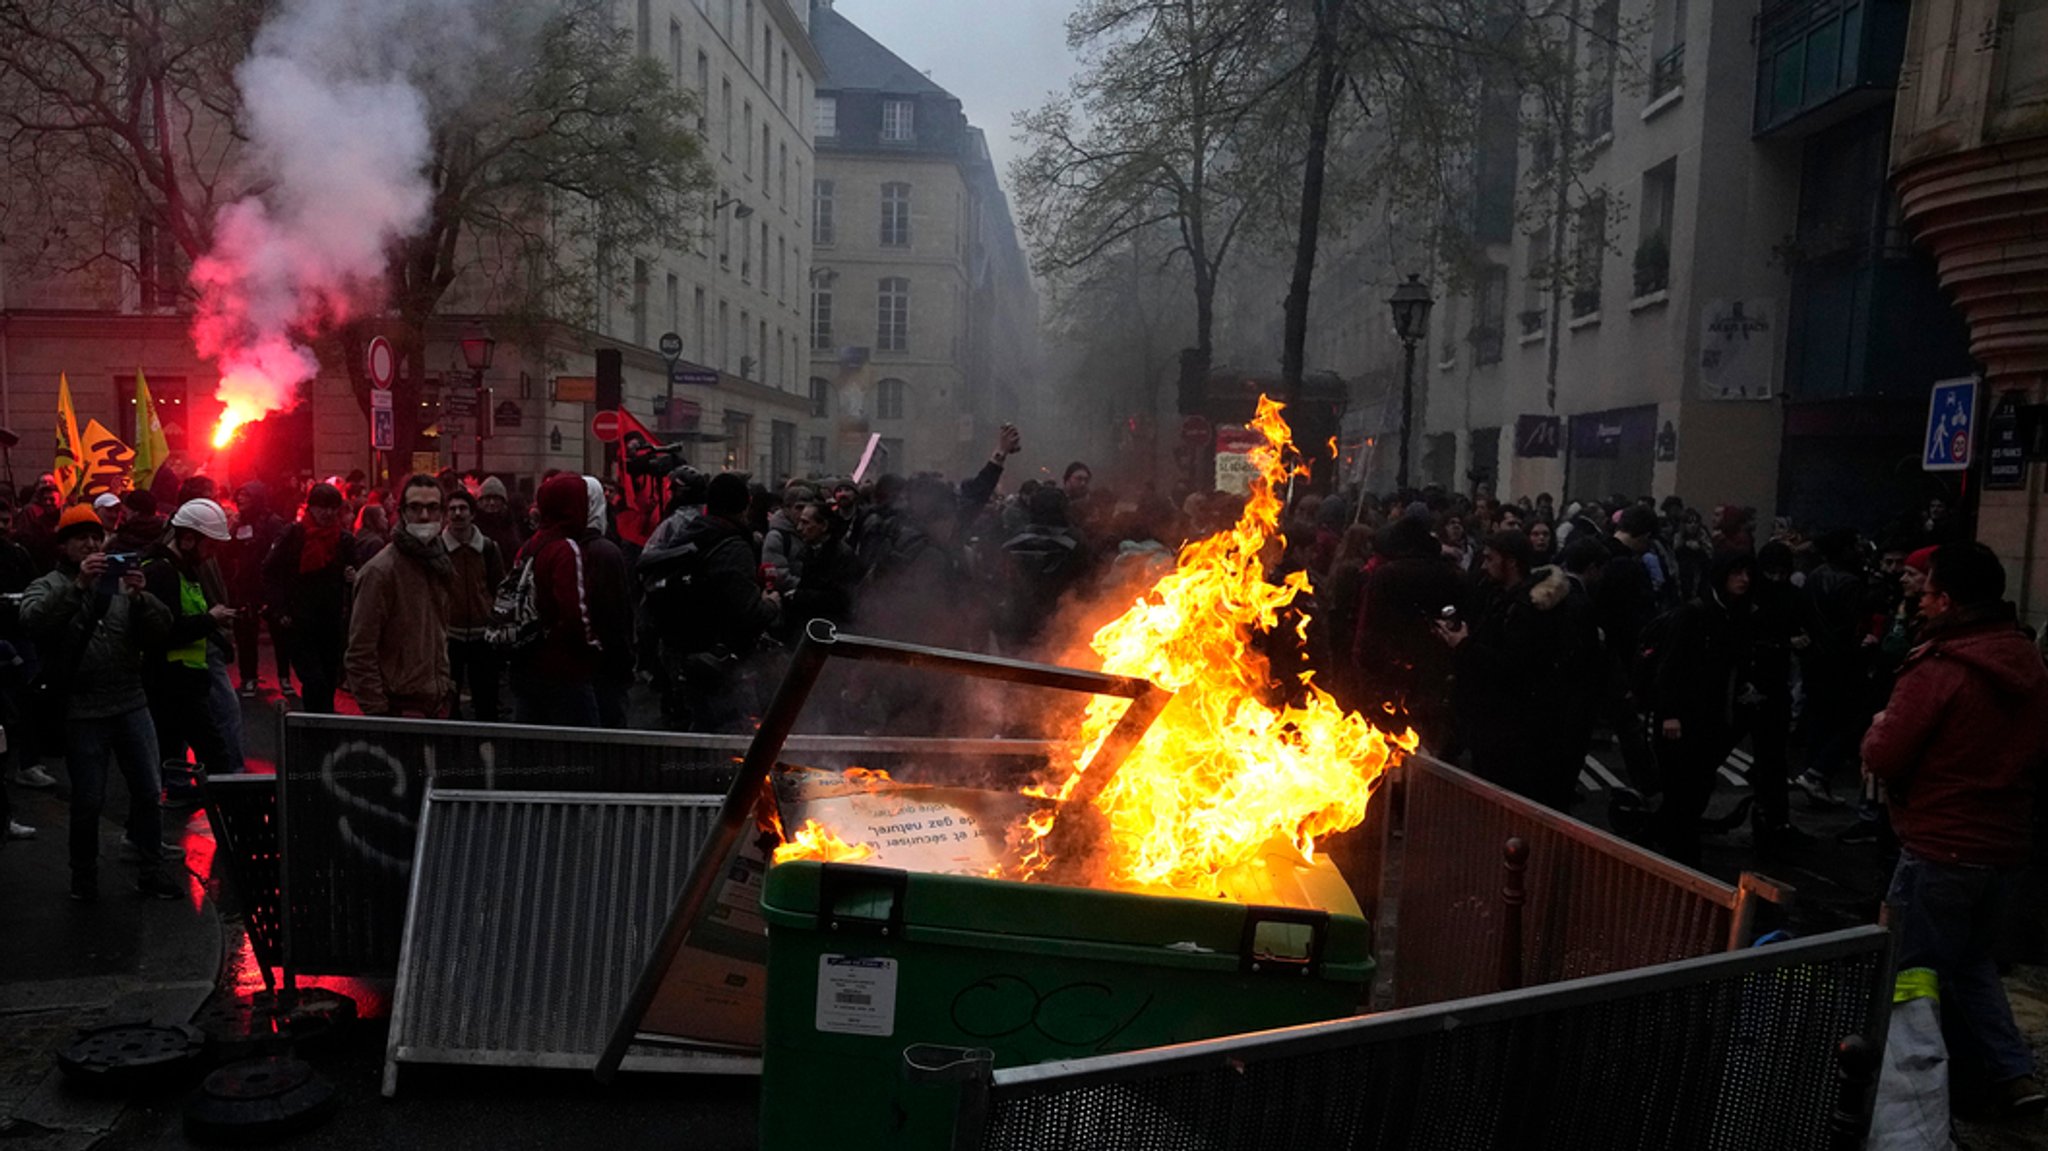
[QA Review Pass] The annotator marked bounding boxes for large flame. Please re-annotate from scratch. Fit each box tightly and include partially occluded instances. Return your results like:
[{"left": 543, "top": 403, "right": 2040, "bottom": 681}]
[
  {"left": 773, "top": 819, "right": 878, "bottom": 865},
  {"left": 1016, "top": 396, "right": 1415, "bottom": 897}
]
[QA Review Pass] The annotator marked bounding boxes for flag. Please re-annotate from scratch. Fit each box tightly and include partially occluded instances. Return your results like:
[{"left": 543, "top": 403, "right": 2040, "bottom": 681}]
[
  {"left": 612, "top": 407, "right": 666, "bottom": 547},
  {"left": 54, "top": 373, "right": 84, "bottom": 498},
  {"left": 132, "top": 370, "right": 171, "bottom": 492},
  {"left": 77, "top": 419, "right": 135, "bottom": 499}
]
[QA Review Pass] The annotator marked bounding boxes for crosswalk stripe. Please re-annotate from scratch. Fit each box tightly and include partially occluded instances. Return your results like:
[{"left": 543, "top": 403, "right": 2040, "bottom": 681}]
[
  {"left": 1579, "top": 769, "right": 1599, "bottom": 792},
  {"left": 1728, "top": 747, "right": 1755, "bottom": 765},
  {"left": 1719, "top": 767, "right": 1747, "bottom": 787},
  {"left": 1722, "top": 756, "right": 1749, "bottom": 776}
]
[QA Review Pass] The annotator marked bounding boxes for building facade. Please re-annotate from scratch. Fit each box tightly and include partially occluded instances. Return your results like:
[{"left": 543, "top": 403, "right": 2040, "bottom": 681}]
[
  {"left": 804, "top": 1, "right": 1038, "bottom": 480},
  {"left": 1, "top": 0, "right": 821, "bottom": 494}
]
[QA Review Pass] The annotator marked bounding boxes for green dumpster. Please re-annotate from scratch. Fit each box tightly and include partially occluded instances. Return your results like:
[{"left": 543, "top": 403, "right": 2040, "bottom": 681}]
[{"left": 758, "top": 859, "right": 1374, "bottom": 1150}]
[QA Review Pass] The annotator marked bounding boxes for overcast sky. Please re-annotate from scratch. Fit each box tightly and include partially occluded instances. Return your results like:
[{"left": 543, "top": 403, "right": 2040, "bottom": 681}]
[{"left": 828, "top": 0, "right": 1080, "bottom": 195}]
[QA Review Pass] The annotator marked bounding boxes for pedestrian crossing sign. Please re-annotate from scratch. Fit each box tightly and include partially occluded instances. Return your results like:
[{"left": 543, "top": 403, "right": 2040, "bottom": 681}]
[{"left": 1922, "top": 376, "right": 1979, "bottom": 473}]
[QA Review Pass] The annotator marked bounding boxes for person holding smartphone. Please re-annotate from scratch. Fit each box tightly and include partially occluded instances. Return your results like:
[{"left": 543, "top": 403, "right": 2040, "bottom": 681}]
[
  {"left": 140, "top": 498, "right": 240, "bottom": 797},
  {"left": 20, "top": 504, "right": 175, "bottom": 902}
]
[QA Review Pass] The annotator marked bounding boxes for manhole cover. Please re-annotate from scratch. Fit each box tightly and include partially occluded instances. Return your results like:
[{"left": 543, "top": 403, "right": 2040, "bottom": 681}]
[
  {"left": 184, "top": 1057, "right": 338, "bottom": 1143},
  {"left": 56, "top": 1022, "right": 207, "bottom": 1089}
]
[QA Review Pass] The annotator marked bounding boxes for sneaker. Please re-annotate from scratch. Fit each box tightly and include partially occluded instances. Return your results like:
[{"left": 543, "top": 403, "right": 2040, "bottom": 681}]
[
  {"left": 238, "top": 682, "right": 261, "bottom": 699},
  {"left": 69, "top": 876, "right": 98, "bottom": 903},
  {"left": 10, "top": 764, "right": 56, "bottom": 789},
  {"left": 1839, "top": 820, "right": 1881, "bottom": 846},
  {"left": 6, "top": 820, "right": 35, "bottom": 840},
  {"left": 1997, "top": 1074, "right": 2047, "bottom": 1115},
  {"left": 136, "top": 870, "right": 182, "bottom": 900},
  {"left": 1794, "top": 772, "right": 1844, "bottom": 808}
]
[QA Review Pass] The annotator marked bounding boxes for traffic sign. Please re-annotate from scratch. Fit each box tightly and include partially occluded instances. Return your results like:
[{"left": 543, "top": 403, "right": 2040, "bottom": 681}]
[
  {"left": 370, "top": 389, "right": 393, "bottom": 412},
  {"left": 1180, "top": 415, "right": 1212, "bottom": 445},
  {"left": 592, "top": 409, "right": 622, "bottom": 442},
  {"left": 671, "top": 364, "right": 719, "bottom": 387},
  {"left": 366, "top": 337, "right": 395, "bottom": 390},
  {"left": 1922, "top": 376, "right": 1979, "bottom": 473},
  {"left": 1987, "top": 390, "right": 2025, "bottom": 490},
  {"left": 658, "top": 331, "right": 683, "bottom": 359}
]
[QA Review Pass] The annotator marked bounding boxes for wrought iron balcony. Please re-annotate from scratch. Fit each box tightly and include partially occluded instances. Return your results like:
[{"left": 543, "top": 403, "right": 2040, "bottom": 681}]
[{"left": 1753, "top": 0, "right": 1910, "bottom": 137}]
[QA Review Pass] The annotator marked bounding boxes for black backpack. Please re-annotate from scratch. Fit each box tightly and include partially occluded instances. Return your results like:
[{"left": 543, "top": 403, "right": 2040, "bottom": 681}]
[{"left": 1630, "top": 602, "right": 1689, "bottom": 704}]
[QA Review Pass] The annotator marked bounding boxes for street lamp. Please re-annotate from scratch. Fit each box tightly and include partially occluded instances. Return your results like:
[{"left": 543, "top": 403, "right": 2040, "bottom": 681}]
[
  {"left": 460, "top": 328, "right": 496, "bottom": 476},
  {"left": 1387, "top": 273, "right": 1433, "bottom": 494}
]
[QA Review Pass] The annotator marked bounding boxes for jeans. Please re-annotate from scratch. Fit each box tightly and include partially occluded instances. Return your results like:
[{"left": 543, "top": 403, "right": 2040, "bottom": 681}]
[
  {"left": 66, "top": 707, "right": 163, "bottom": 880},
  {"left": 511, "top": 667, "right": 600, "bottom": 728},
  {"left": 149, "top": 663, "right": 235, "bottom": 775},
  {"left": 207, "top": 644, "right": 247, "bottom": 774},
  {"left": 447, "top": 638, "right": 502, "bottom": 722},
  {"left": 1888, "top": 850, "right": 2035, "bottom": 1083},
  {"left": 286, "top": 628, "right": 341, "bottom": 713}
]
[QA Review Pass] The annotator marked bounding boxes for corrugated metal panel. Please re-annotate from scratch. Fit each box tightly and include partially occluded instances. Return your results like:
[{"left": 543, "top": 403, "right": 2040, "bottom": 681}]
[{"left": 384, "top": 789, "right": 748, "bottom": 1093}]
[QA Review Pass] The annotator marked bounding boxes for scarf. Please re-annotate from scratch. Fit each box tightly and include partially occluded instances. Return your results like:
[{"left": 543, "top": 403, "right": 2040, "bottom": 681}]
[
  {"left": 300, "top": 520, "right": 343, "bottom": 573},
  {"left": 391, "top": 524, "right": 455, "bottom": 579}
]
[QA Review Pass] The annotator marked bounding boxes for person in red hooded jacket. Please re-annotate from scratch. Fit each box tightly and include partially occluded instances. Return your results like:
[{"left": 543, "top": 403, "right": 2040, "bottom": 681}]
[
  {"left": 510, "top": 473, "right": 631, "bottom": 727},
  {"left": 1862, "top": 542, "right": 2048, "bottom": 1116}
]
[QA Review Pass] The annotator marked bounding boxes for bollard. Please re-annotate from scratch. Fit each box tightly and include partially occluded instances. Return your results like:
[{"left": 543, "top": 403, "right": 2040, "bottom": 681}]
[{"left": 1499, "top": 836, "right": 1528, "bottom": 992}]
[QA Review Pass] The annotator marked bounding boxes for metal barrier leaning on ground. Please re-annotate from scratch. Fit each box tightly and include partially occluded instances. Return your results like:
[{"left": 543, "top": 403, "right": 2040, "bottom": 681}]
[
  {"left": 1384, "top": 753, "right": 1793, "bottom": 1008},
  {"left": 922, "top": 924, "right": 1894, "bottom": 1151},
  {"left": 274, "top": 713, "right": 1067, "bottom": 983}
]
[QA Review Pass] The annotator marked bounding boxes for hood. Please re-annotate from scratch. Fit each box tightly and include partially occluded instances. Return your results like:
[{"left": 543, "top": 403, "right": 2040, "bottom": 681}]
[
  {"left": 583, "top": 476, "right": 607, "bottom": 534},
  {"left": 1376, "top": 516, "right": 1437, "bottom": 560},
  {"left": 536, "top": 473, "right": 588, "bottom": 530},
  {"left": 1526, "top": 566, "right": 1570, "bottom": 611},
  {"left": 1919, "top": 604, "right": 2048, "bottom": 698}
]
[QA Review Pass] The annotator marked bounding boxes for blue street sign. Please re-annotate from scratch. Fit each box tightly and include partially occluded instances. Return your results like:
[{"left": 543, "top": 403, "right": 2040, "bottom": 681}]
[{"left": 1922, "top": 376, "right": 1979, "bottom": 473}]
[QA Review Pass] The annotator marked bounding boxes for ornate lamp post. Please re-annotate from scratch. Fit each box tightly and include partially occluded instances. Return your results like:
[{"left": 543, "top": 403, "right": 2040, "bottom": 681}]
[
  {"left": 459, "top": 328, "right": 496, "bottom": 475},
  {"left": 1387, "top": 273, "right": 1434, "bottom": 493}
]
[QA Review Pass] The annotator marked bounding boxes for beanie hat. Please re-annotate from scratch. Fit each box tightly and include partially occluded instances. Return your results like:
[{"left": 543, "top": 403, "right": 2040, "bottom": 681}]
[
  {"left": 479, "top": 476, "right": 508, "bottom": 501},
  {"left": 56, "top": 504, "right": 106, "bottom": 541},
  {"left": 122, "top": 490, "right": 158, "bottom": 516},
  {"left": 1905, "top": 546, "right": 1937, "bottom": 574}
]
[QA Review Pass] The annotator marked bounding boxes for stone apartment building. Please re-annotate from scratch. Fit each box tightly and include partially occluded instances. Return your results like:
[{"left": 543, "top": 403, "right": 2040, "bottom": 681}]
[
  {"left": 804, "top": 1, "right": 1038, "bottom": 480},
  {"left": 1, "top": 0, "right": 822, "bottom": 489}
]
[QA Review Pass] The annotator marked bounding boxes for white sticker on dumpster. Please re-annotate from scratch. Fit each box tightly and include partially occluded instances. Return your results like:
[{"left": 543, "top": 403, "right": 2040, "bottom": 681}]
[{"left": 816, "top": 955, "right": 898, "bottom": 1036}]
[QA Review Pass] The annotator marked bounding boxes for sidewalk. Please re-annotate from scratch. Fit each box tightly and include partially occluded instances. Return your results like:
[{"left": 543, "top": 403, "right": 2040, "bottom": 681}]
[{"left": 0, "top": 781, "right": 221, "bottom": 1150}]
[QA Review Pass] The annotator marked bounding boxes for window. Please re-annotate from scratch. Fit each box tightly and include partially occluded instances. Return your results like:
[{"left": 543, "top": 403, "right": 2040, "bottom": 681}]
[
  {"left": 760, "top": 222, "right": 770, "bottom": 290},
  {"left": 776, "top": 235, "right": 787, "bottom": 302},
  {"left": 1471, "top": 264, "right": 1506, "bottom": 365},
  {"left": 876, "top": 278, "right": 909, "bottom": 352},
  {"left": 876, "top": 377, "right": 907, "bottom": 420},
  {"left": 694, "top": 288, "right": 707, "bottom": 360},
  {"left": 881, "top": 99, "right": 915, "bottom": 142},
  {"left": 631, "top": 259, "right": 650, "bottom": 345},
  {"left": 696, "top": 53, "right": 710, "bottom": 133},
  {"left": 758, "top": 320, "right": 769, "bottom": 382},
  {"left": 813, "top": 179, "right": 835, "bottom": 245},
  {"left": 815, "top": 95, "right": 837, "bottom": 138},
  {"left": 805, "top": 435, "right": 827, "bottom": 471},
  {"left": 744, "top": 0, "right": 755, "bottom": 71},
  {"left": 724, "top": 410, "right": 751, "bottom": 471},
  {"left": 595, "top": 243, "right": 613, "bottom": 334},
  {"left": 636, "top": 0, "right": 651, "bottom": 57},
  {"left": 1650, "top": 0, "right": 1687, "bottom": 98},
  {"left": 718, "top": 300, "right": 730, "bottom": 370},
  {"left": 1584, "top": 0, "right": 1618, "bottom": 138},
  {"left": 771, "top": 420, "right": 795, "bottom": 481},
  {"left": 1520, "top": 226, "right": 1550, "bottom": 335},
  {"left": 740, "top": 309, "right": 752, "bottom": 374},
  {"left": 667, "top": 17, "right": 681, "bottom": 82},
  {"left": 1574, "top": 193, "right": 1607, "bottom": 317},
  {"left": 879, "top": 438, "right": 905, "bottom": 471},
  {"left": 779, "top": 143, "right": 789, "bottom": 207},
  {"left": 780, "top": 50, "right": 790, "bottom": 108},
  {"left": 743, "top": 102, "right": 754, "bottom": 175},
  {"left": 1636, "top": 160, "right": 1676, "bottom": 296},
  {"left": 666, "top": 272, "right": 680, "bottom": 339},
  {"left": 881, "top": 182, "right": 911, "bottom": 247},
  {"left": 717, "top": 186, "right": 731, "bottom": 265},
  {"left": 809, "top": 377, "right": 830, "bottom": 417},
  {"left": 740, "top": 216, "right": 751, "bottom": 281},
  {"left": 762, "top": 124, "right": 771, "bottom": 189},
  {"left": 722, "top": 0, "right": 734, "bottom": 41},
  {"left": 811, "top": 279, "right": 834, "bottom": 349},
  {"left": 721, "top": 79, "right": 733, "bottom": 156}
]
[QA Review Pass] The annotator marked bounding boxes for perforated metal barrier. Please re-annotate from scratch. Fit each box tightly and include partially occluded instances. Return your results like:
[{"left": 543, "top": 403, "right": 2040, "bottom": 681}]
[
  {"left": 945, "top": 925, "right": 1891, "bottom": 1151},
  {"left": 1389, "top": 755, "right": 1742, "bottom": 1007},
  {"left": 383, "top": 789, "right": 741, "bottom": 1094},
  {"left": 277, "top": 715, "right": 1059, "bottom": 977},
  {"left": 201, "top": 773, "right": 285, "bottom": 974}
]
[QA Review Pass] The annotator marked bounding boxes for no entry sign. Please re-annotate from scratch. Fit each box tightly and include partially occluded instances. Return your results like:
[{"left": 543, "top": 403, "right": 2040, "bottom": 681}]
[
  {"left": 591, "top": 409, "right": 623, "bottom": 442},
  {"left": 367, "top": 336, "right": 395, "bottom": 390}
]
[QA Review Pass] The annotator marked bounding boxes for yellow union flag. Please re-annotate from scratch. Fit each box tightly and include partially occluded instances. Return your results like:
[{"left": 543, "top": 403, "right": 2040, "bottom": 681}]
[
  {"left": 132, "top": 370, "right": 171, "bottom": 492},
  {"left": 53, "top": 373, "right": 84, "bottom": 498},
  {"left": 77, "top": 419, "right": 135, "bottom": 499}
]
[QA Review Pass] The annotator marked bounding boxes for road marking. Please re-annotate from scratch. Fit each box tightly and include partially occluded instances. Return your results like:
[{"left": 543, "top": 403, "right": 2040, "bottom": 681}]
[
  {"left": 1580, "top": 770, "right": 1599, "bottom": 792},
  {"left": 1728, "top": 747, "right": 1754, "bottom": 765},
  {"left": 1719, "top": 767, "right": 1747, "bottom": 787}
]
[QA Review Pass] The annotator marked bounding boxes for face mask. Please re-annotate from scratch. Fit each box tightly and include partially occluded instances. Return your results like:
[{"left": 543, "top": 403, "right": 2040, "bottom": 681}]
[{"left": 407, "top": 522, "right": 440, "bottom": 543}]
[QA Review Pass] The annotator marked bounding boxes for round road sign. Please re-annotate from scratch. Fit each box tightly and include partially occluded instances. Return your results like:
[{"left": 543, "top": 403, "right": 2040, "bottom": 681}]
[
  {"left": 366, "top": 337, "right": 395, "bottom": 390},
  {"left": 591, "top": 409, "right": 622, "bottom": 442},
  {"left": 658, "top": 331, "right": 683, "bottom": 359},
  {"left": 1181, "top": 415, "right": 1213, "bottom": 445}
]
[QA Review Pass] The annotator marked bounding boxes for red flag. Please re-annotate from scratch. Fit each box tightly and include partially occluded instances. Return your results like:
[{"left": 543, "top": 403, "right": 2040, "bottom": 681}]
[{"left": 612, "top": 406, "right": 665, "bottom": 547}]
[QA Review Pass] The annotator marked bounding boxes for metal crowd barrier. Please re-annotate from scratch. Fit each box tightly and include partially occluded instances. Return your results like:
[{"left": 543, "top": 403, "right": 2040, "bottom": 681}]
[
  {"left": 277, "top": 714, "right": 1060, "bottom": 978},
  {"left": 384, "top": 788, "right": 743, "bottom": 1095},
  {"left": 201, "top": 772, "right": 286, "bottom": 982},
  {"left": 1384, "top": 754, "right": 1783, "bottom": 1008},
  {"left": 932, "top": 924, "right": 1892, "bottom": 1151}
]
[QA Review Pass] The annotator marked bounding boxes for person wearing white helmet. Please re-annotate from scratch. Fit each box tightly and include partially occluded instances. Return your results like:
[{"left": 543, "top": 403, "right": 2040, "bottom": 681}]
[{"left": 139, "top": 497, "right": 240, "bottom": 798}]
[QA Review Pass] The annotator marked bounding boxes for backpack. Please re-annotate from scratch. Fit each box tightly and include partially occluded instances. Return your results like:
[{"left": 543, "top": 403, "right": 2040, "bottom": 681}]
[
  {"left": 485, "top": 553, "right": 544, "bottom": 652},
  {"left": 642, "top": 539, "right": 720, "bottom": 654}
]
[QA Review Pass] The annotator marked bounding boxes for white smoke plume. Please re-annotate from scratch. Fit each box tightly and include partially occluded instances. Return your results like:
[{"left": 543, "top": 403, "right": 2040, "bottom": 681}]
[{"left": 189, "top": 0, "right": 499, "bottom": 447}]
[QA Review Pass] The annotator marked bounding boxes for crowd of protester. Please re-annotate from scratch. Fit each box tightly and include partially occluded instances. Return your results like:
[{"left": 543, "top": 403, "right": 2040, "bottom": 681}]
[{"left": 0, "top": 426, "right": 2039, "bottom": 1115}]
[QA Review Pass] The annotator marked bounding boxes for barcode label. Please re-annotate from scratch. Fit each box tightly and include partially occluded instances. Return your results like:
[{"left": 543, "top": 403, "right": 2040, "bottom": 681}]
[{"left": 816, "top": 955, "right": 897, "bottom": 1036}]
